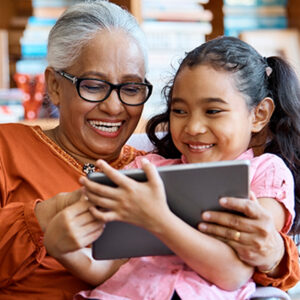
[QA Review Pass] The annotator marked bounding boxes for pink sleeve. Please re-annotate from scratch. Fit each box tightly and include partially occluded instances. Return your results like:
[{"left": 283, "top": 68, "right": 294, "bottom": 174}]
[
  {"left": 250, "top": 154, "right": 295, "bottom": 233},
  {"left": 123, "top": 154, "right": 180, "bottom": 170}
]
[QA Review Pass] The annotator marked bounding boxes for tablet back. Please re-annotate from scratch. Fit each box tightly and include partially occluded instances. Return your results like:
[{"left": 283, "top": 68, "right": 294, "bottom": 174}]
[{"left": 89, "top": 160, "right": 249, "bottom": 260}]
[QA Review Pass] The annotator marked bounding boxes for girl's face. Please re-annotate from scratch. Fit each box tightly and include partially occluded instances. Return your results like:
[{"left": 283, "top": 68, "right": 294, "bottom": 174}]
[{"left": 170, "top": 64, "right": 256, "bottom": 164}]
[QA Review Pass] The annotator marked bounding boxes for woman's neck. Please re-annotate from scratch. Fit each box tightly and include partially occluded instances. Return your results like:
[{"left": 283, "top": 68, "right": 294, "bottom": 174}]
[{"left": 44, "top": 126, "right": 98, "bottom": 166}]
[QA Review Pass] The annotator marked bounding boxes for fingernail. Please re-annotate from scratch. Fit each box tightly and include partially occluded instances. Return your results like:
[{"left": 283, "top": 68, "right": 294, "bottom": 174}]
[
  {"left": 220, "top": 197, "right": 227, "bottom": 204},
  {"left": 199, "top": 223, "right": 207, "bottom": 230},
  {"left": 202, "top": 212, "right": 211, "bottom": 220},
  {"left": 141, "top": 158, "right": 150, "bottom": 164}
]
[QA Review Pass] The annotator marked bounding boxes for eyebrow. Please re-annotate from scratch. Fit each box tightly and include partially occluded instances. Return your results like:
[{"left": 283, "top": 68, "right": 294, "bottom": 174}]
[
  {"left": 80, "top": 71, "right": 144, "bottom": 82},
  {"left": 172, "top": 97, "right": 228, "bottom": 105}
]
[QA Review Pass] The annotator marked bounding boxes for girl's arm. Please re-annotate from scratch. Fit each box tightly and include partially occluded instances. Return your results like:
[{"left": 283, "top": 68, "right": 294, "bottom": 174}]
[{"left": 82, "top": 159, "right": 253, "bottom": 291}]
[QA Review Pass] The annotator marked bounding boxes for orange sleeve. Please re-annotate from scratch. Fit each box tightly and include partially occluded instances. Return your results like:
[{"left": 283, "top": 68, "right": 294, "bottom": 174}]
[
  {"left": 0, "top": 199, "right": 46, "bottom": 288},
  {"left": 253, "top": 232, "right": 300, "bottom": 291}
]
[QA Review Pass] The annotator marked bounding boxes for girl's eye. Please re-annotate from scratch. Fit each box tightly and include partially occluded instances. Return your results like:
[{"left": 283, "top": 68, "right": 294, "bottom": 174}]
[
  {"left": 171, "top": 108, "right": 186, "bottom": 115},
  {"left": 206, "top": 109, "right": 222, "bottom": 115}
]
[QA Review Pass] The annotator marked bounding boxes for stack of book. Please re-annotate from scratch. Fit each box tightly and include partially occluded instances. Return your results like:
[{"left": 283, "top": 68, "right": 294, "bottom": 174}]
[
  {"left": 224, "top": 0, "right": 288, "bottom": 37},
  {"left": 0, "top": 88, "right": 24, "bottom": 122},
  {"left": 141, "top": 0, "right": 212, "bottom": 119},
  {"left": 16, "top": 0, "right": 72, "bottom": 75}
]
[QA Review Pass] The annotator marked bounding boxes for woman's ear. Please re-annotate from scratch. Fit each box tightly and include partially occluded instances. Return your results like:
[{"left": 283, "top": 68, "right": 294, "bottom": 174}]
[
  {"left": 45, "top": 67, "right": 60, "bottom": 107},
  {"left": 251, "top": 97, "right": 275, "bottom": 133}
]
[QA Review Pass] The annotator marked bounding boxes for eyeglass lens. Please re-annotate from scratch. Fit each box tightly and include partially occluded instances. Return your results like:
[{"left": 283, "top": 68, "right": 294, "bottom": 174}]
[{"left": 79, "top": 79, "right": 149, "bottom": 105}]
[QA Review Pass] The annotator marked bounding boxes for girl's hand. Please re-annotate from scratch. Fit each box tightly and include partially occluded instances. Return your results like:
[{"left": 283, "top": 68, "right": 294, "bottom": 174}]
[
  {"left": 43, "top": 192, "right": 104, "bottom": 258},
  {"left": 80, "top": 158, "right": 171, "bottom": 233},
  {"left": 198, "top": 191, "right": 285, "bottom": 273}
]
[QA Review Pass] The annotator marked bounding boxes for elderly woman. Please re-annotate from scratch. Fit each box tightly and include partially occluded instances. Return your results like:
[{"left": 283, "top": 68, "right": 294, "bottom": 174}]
[{"left": 0, "top": 1, "right": 298, "bottom": 299}]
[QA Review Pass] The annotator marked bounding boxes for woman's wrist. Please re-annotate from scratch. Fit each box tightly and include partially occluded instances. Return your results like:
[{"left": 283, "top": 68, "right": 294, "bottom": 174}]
[{"left": 257, "top": 232, "right": 285, "bottom": 275}]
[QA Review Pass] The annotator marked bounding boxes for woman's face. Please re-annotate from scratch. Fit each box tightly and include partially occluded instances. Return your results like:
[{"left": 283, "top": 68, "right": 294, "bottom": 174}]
[
  {"left": 170, "top": 64, "right": 256, "bottom": 164},
  {"left": 52, "top": 29, "right": 146, "bottom": 162}
]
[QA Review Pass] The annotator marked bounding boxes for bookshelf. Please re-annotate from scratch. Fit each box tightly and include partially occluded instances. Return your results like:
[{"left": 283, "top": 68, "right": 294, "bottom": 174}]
[
  {"left": 0, "top": 0, "right": 33, "bottom": 89},
  {"left": 1, "top": 0, "right": 300, "bottom": 125}
]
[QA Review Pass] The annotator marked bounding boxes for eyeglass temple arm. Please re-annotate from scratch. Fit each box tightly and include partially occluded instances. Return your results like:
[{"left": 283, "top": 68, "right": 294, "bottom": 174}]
[{"left": 56, "top": 70, "right": 77, "bottom": 84}]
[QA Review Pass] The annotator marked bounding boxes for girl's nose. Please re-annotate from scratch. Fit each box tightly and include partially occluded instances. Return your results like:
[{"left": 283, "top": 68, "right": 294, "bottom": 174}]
[
  {"left": 184, "top": 117, "right": 207, "bottom": 136},
  {"left": 97, "top": 90, "right": 124, "bottom": 115}
]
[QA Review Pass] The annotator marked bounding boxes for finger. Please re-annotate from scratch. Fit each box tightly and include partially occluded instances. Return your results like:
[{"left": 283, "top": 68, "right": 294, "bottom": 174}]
[
  {"left": 141, "top": 158, "right": 164, "bottom": 188},
  {"left": 199, "top": 222, "right": 249, "bottom": 244},
  {"left": 218, "top": 196, "right": 260, "bottom": 219},
  {"left": 81, "top": 176, "right": 120, "bottom": 200},
  {"left": 96, "top": 159, "right": 133, "bottom": 188},
  {"left": 56, "top": 189, "right": 84, "bottom": 212},
  {"left": 70, "top": 210, "right": 98, "bottom": 227},
  {"left": 89, "top": 206, "right": 119, "bottom": 222},
  {"left": 62, "top": 199, "right": 94, "bottom": 219},
  {"left": 74, "top": 222, "right": 104, "bottom": 248},
  {"left": 200, "top": 210, "right": 253, "bottom": 233},
  {"left": 85, "top": 192, "right": 117, "bottom": 210}
]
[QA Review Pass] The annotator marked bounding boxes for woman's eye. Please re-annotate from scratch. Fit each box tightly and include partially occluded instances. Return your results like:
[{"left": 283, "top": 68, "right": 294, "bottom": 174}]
[
  {"left": 80, "top": 81, "right": 108, "bottom": 93},
  {"left": 122, "top": 85, "right": 142, "bottom": 96}
]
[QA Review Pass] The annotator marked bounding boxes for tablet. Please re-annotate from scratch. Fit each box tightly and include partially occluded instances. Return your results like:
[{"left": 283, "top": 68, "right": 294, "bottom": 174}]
[{"left": 89, "top": 159, "right": 250, "bottom": 260}]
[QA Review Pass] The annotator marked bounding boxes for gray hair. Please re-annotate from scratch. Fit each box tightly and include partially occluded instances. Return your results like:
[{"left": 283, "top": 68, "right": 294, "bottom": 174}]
[{"left": 47, "top": 0, "right": 148, "bottom": 72}]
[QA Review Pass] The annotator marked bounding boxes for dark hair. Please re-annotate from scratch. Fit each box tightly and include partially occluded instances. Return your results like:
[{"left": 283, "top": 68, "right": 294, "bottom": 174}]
[{"left": 146, "top": 36, "right": 300, "bottom": 235}]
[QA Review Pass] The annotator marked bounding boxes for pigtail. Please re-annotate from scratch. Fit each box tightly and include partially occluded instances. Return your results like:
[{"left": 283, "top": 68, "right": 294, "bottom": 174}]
[{"left": 264, "top": 56, "right": 300, "bottom": 235}]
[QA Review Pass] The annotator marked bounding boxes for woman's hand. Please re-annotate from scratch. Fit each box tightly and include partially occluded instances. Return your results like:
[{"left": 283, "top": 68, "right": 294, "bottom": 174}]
[
  {"left": 80, "top": 158, "right": 171, "bottom": 233},
  {"left": 198, "top": 191, "right": 285, "bottom": 274},
  {"left": 44, "top": 194, "right": 104, "bottom": 258},
  {"left": 35, "top": 189, "right": 84, "bottom": 232}
]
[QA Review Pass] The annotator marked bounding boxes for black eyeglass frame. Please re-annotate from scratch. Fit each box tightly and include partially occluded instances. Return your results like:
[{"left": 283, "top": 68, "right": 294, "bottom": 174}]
[{"left": 55, "top": 69, "right": 153, "bottom": 106}]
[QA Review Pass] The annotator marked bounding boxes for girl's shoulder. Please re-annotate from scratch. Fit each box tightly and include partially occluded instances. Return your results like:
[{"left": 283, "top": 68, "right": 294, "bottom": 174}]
[{"left": 250, "top": 152, "right": 291, "bottom": 174}]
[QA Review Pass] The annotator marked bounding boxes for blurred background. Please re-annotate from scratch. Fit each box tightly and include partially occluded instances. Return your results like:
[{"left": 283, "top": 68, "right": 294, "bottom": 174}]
[
  {"left": 0, "top": 0, "right": 299, "bottom": 297},
  {"left": 1, "top": 0, "right": 300, "bottom": 127}
]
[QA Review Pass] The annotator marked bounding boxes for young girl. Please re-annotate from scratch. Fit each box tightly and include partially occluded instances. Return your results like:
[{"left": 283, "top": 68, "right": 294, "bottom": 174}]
[{"left": 51, "top": 36, "right": 300, "bottom": 299}]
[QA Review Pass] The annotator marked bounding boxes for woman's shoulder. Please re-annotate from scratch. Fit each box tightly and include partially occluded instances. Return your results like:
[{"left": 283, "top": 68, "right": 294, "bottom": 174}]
[
  {"left": 0, "top": 123, "right": 39, "bottom": 136},
  {"left": 0, "top": 123, "right": 45, "bottom": 150}
]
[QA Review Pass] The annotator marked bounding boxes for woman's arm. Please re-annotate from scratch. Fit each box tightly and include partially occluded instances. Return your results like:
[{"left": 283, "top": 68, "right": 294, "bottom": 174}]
[
  {"left": 47, "top": 247, "right": 127, "bottom": 286},
  {"left": 82, "top": 159, "right": 254, "bottom": 291},
  {"left": 198, "top": 194, "right": 300, "bottom": 289},
  {"left": 39, "top": 191, "right": 125, "bottom": 285}
]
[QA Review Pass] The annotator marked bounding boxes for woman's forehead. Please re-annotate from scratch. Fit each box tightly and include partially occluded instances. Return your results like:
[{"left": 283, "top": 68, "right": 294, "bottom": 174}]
[{"left": 69, "top": 30, "right": 146, "bottom": 80}]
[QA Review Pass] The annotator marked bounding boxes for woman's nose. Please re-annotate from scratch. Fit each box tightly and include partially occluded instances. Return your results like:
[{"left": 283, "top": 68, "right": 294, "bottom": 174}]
[
  {"left": 97, "top": 90, "right": 124, "bottom": 115},
  {"left": 184, "top": 117, "right": 207, "bottom": 135}
]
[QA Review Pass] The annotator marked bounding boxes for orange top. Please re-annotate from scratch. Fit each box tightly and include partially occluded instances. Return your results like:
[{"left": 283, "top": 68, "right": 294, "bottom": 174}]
[
  {"left": 0, "top": 123, "right": 145, "bottom": 300},
  {"left": 0, "top": 123, "right": 298, "bottom": 299}
]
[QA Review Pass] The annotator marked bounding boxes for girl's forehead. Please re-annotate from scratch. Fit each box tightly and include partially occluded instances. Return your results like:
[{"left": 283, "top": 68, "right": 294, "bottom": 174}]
[
  {"left": 172, "top": 64, "right": 248, "bottom": 108},
  {"left": 174, "top": 65, "right": 238, "bottom": 93}
]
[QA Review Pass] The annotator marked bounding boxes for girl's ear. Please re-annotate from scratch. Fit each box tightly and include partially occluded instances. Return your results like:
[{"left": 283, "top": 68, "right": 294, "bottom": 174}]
[
  {"left": 251, "top": 97, "right": 275, "bottom": 133},
  {"left": 45, "top": 67, "right": 60, "bottom": 107}
]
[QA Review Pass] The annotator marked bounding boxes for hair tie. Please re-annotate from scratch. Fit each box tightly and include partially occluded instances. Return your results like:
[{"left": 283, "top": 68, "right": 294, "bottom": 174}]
[{"left": 264, "top": 57, "right": 273, "bottom": 77}]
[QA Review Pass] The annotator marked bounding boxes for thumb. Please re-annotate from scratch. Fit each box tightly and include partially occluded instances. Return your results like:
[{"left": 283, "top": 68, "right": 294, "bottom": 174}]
[
  {"left": 56, "top": 189, "right": 84, "bottom": 212},
  {"left": 249, "top": 191, "right": 258, "bottom": 202},
  {"left": 141, "top": 158, "right": 164, "bottom": 189}
]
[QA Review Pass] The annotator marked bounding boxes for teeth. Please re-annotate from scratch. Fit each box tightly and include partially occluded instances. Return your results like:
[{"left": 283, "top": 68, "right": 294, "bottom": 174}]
[
  {"left": 189, "top": 144, "right": 213, "bottom": 150},
  {"left": 89, "top": 120, "right": 122, "bottom": 132}
]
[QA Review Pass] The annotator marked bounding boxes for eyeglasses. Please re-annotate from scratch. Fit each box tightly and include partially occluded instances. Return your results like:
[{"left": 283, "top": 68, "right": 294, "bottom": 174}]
[{"left": 56, "top": 70, "right": 153, "bottom": 106}]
